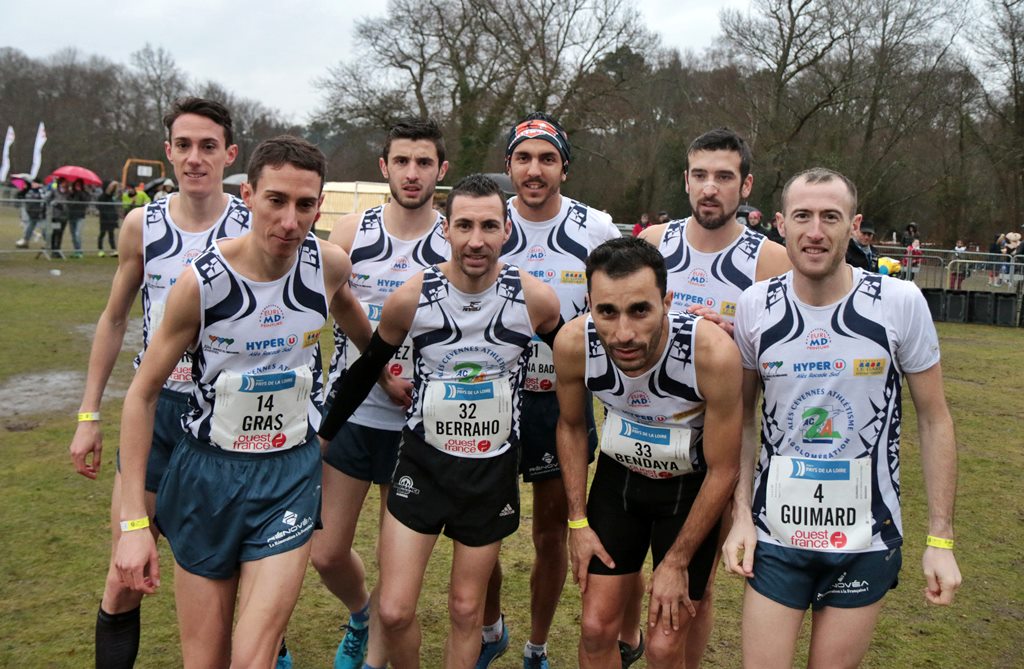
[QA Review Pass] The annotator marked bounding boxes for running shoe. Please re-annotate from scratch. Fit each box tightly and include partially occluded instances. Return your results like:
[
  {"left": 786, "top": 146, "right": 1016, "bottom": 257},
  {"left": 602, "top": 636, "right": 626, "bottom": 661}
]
[
  {"left": 523, "top": 651, "right": 549, "bottom": 669},
  {"left": 97, "top": 251, "right": 106, "bottom": 257},
  {"left": 476, "top": 624, "right": 509, "bottom": 669},
  {"left": 334, "top": 623, "right": 369, "bottom": 669},
  {"left": 275, "top": 643, "right": 292, "bottom": 669},
  {"left": 619, "top": 631, "right": 644, "bottom": 668}
]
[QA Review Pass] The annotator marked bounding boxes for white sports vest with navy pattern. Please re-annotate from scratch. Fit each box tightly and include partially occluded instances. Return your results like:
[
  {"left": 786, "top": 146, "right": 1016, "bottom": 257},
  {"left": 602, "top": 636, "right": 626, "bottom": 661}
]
[
  {"left": 657, "top": 218, "right": 764, "bottom": 323},
  {"left": 586, "top": 311, "right": 707, "bottom": 477},
  {"left": 185, "top": 235, "right": 328, "bottom": 451},
  {"left": 327, "top": 205, "right": 448, "bottom": 429},
  {"left": 734, "top": 268, "right": 940, "bottom": 552},
  {"left": 135, "top": 193, "right": 251, "bottom": 393},
  {"left": 501, "top": 196, "right": 620, "bottom": 391},
  {"left": 408, "top": 264, "right": 534, "bottom": 458}
]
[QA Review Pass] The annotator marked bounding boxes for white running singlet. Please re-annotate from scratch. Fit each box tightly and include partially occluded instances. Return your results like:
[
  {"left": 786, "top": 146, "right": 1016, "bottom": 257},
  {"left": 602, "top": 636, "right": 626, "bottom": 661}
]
[
  {"left": 135, "top": 193, "right": 251, "bottom": 393},
  {"left": 501, "top": 196, "right": 619, "bottom": 391},
  {"left": 586, "top": 312, "right": 707, "bottom": 477},
  {"left": 407, "top": 264, "right": 534, "bottom": 458},
  {"left": 657, "top": 218, "right": 765, "bottom": 323},
  {"left": 185, "top": 235, "right": 328, "bottom": 452},
  {"left": 734, "top": 268, "right": 940, "bottom": 552},
  {"left": 327, "top": 205, "right": 448, "bottom": 429}
]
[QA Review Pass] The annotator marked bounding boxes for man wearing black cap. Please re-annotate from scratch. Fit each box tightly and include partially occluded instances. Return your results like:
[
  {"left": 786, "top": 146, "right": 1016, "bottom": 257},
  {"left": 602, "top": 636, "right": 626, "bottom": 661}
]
[
  {"left": 477, "top": 112, "right": 623, "bottom": 669},
  {"left": 846, "top": 219, "right": 878, "bottom": 272}
]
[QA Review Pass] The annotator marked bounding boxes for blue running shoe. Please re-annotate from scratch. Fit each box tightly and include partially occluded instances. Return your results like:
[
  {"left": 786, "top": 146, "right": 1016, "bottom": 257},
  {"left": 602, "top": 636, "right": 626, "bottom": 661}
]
[
  {"left": 523, "top": 651, "right": 549, "bottom": 669},
  {"left": 334, "top": 623, "right": 369, "bottom": 669},
  {"left": 475, "top": 624, "right": 510, "bottom": 669},
  {"left": 275, "top": 644, "right": 292, "bottom": 669}
]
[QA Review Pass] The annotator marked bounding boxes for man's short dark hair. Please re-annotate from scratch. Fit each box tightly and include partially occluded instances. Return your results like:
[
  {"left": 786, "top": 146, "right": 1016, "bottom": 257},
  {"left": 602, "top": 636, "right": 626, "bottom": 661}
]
[
  {"left": 445, "top": 174, "right": 507, "bottom": 222},
  {"left": 382, "top": 118, "right": 446, "bottom": 164},
  {"left": 247, "top": 135, "right": 327, "bottom": 190},
  {"left": 163, "top": 97, "right": 234, "bottom": 146},
  {"left": 586, "top": 236, "right": 668, "bottom": 298},
  {"left": 780, "top": 167, "right": 858, "bottom": 216},
  {"left": 687, "top": 127, "right": 752, "bottom": 180}
]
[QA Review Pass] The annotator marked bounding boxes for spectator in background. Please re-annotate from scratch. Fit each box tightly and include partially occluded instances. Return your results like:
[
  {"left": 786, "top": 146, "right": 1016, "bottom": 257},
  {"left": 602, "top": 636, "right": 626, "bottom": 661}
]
[
  {"left": 846, "top": 219, "right": 879, "bottom": 271},
  {"left": 121, "top": 182, "right": 151, "bottom": 216},
  {"left": 906, "top": 237, "right": 924, "bottom": 281},
  {"left": 739, "top": 203, "right": 784, "bottom": 244},
  {"left": 950, "top": 239, "right": 968, "bottom": 290},
  {"left": 901, "top": 222, "right": 919, "bottom": 247},
  {"left": 97, "top": 180, "right": 120, "bottom": 257},
  {"left": 632, "top": 211, "right": 652, "bottom": 237},
  {"left": 15, "top": 180, "right": 47, "bottom": 249},
  {"left": 67, "top": 180, "right": 91, "bottom": 258},
  {"left": 153, "top": 178, "right": 175, "bottom": 201},
  {"left": 1004, "top": 232, "right": 1022, "bottom": 285},
  {"left": 658, "top": 210, "right": 670, "bottom": 224},
  {"left": 49, "top": 180, "right": 70, "bottom": 259}
]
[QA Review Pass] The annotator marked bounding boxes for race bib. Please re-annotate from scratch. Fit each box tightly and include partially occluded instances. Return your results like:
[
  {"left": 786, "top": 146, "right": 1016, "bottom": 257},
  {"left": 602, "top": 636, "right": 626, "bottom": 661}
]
[
  {"left": 346, "top": 302, "right": 414, "bottom": 380},
  {"left": 523, "top": 336, "right": 556, "bottom": 392},
  {"left": 423, "top": 377, "right": 512, "bottom": 457},
  {"left": 765, "top": 456, "right": 873, "bottom": 551},
  {"left": 210, "top": 366, "right": 312, "bottom": 452},
  {"left": 600, "top": 410, "right": 693, "bottom": 479}
]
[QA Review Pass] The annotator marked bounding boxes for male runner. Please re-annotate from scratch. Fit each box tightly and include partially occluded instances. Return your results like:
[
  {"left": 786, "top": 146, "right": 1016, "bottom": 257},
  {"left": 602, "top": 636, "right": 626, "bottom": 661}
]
[
  {"left": 638, "top": 127, "right": 790, "bottom": 667},
  {"left": 725, "top": 168, "right": 961, "bottom": 668},
  {"left": 640, "top": 127, "right": 790, "bottom": 336},
  {"left": 480, "top": 112, "right": 622, "bottom": 669},
  {"left": 311, "top": 118, "right": 449, "bottom": 669},
  {"left": 115, "top": 136, "right": 373, "bottom": 668},
  {"left": 319, "top": 174, "right": 562, "bottom": 669},
  {"left": 555, "top": 237, "right": 742, "bottom": 669},
  {"left": 67, "top": 97, "right": 253, "bottom": 669}
]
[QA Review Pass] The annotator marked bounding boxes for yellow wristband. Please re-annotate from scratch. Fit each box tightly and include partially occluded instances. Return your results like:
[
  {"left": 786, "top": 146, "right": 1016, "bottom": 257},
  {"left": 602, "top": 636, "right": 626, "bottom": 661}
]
[
  {"left": 120, "top": 517, "right": 150, "bottom": 532},
  {"left": 926, "top": 535, "right": 954, "bottom": 550},
  {"left": 78, "top": 411, "right": 101, "bottom": 422},
  {"left": 567, "top": 517, "right": 589, "bottom": 529}
]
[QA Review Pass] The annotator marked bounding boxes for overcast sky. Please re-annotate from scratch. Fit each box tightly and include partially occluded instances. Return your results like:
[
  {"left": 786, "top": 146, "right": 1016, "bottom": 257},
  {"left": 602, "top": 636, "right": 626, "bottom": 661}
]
[{"left": 1, "top": 0, "right": 746, "bottom": 125}]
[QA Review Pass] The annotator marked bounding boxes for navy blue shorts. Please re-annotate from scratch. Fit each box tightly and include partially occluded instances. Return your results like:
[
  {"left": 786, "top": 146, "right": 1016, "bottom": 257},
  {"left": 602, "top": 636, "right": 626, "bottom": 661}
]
[
  {"left": 155, "top": 432, "right": 322, "bottom": 579},
  {"left": 519, "top": 390, "right": 597, "bottom": 482},
  {"left": 749, "top": 541, "right": 902, "bottom": 611},
  {"left": 116, "top": 388, "right": 190, "bottom": 493},
  {"left": 322, "top": 417, "right": 401, "bottom": 485},
  {"left": 586, "top": 454, "right": 720, "bottom": 601}
]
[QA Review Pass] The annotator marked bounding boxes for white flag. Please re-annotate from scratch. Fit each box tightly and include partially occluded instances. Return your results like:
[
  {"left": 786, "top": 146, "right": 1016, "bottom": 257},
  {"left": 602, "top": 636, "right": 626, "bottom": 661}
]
[
  {"left": 28, "top": 122, "right": 46, "bottom": 180},
  {"left": 0, "top": 126, "right": 13, "bottom": 182}
]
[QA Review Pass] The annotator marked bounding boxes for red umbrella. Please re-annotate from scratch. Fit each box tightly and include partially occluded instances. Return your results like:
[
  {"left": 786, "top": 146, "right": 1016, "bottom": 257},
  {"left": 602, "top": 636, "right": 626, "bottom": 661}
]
[{"left": 45, "top": 165, "right": 103, "bottom": 186}]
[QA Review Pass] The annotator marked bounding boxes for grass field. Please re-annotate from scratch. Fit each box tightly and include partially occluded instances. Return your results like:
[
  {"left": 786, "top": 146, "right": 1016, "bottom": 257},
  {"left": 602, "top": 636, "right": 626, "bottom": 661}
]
[{"left": 0, "top": 210, "right": 1022, "bottom": 668}]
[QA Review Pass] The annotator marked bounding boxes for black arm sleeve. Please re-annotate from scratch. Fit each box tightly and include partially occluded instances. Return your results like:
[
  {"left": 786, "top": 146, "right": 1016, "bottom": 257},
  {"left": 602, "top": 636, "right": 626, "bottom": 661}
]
[
  {"left": 317, "top": 330, "right": 400, "bottom": 441},
  {"left": 537, "top": 315, "right": 565, "bottom": 350}
]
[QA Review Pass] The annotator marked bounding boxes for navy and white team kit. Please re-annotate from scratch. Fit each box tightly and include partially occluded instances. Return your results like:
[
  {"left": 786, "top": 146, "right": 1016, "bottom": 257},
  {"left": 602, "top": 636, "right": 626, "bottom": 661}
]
[
  {"left": 387, "top": 264, "right": 536, "bottom": 546},
  {"left": 656, "top": 217, "right": 767, "bottom": 323},
  {"left": 156, "top": 234, "right": 328, "bottom": 578},
  {"left": 323, "top": 205, "right": 448, "bottom": 484},
  {"left": 500, "top": 196, "right": 620, "bottom": 480},
  {"left": 126, "top": 194, "right": 251, "bottom": 492},
  {"left": 734, "top": 268, "right": 940, "bottom": 608}
]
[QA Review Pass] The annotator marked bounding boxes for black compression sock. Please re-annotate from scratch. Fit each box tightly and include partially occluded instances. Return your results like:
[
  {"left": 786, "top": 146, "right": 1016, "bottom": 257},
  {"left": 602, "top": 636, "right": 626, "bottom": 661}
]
[{"left": 95, "top": 604, "right": 141, "bottom": 669}]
